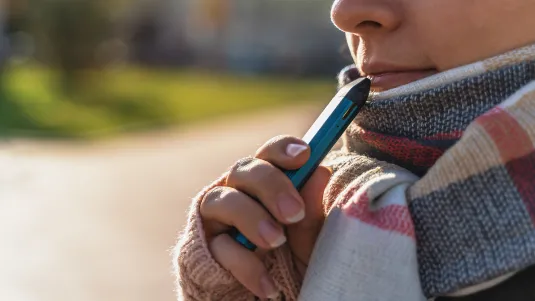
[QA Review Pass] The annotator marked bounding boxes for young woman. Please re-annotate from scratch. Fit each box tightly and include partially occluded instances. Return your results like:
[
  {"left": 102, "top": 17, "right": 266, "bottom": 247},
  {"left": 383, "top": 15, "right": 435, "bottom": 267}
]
[{"left": 175, "top": 0, "right": 535, "bottom": 300}]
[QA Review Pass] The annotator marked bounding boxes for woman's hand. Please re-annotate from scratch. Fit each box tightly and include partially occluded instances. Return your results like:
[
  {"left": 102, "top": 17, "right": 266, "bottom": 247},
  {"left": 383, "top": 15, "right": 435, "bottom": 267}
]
[{"left": 200, "top": 135, "right": 331, "bottom": 299}]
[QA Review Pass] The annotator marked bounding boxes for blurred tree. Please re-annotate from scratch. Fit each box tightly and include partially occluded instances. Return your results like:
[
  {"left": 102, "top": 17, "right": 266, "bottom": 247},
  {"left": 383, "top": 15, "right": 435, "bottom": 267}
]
[
  {"left": 32, "top": 0, "right": 114, "bottom": 95},
  {"left": 130, "top": 12, "right": 159, "bottom": 65},
  {"left": 0, "top": 2, "right": 6, "bottom": 73},
  {"left": 0, "top": 1, "right": 25, "bottom": 98},
  {"left": 0, "top": 1, "right": 6, "bottom": 123},
  {"left": 1, "top": 0, "right": 128, "bottom": 99}
]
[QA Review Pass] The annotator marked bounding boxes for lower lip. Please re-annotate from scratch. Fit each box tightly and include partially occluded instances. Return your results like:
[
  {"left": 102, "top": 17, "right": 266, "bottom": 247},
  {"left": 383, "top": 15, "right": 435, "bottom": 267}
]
[{"left": 367, "top": 69, "right": 437, "bottom": 91}]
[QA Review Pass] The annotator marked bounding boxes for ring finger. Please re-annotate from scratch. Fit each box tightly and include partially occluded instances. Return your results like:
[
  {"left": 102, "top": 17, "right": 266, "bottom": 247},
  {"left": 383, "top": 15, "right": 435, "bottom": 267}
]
[{"left": 200, "top": 186, "right": 287, "bottom": 250}]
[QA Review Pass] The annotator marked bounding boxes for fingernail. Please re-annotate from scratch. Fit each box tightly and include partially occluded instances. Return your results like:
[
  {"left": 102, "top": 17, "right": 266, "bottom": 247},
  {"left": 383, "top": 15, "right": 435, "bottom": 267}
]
[
  {"left": 259, "top": 220, "right": 286, "bottom": 248},
  {"left": 278, "top": 194, "right": 305, "bottom": 223},
  {"left": 286, "top": 143, "right": 308, "bottom": 158},
  {"left": 260, "top": 274, "right": 279, "bottom": 299}
]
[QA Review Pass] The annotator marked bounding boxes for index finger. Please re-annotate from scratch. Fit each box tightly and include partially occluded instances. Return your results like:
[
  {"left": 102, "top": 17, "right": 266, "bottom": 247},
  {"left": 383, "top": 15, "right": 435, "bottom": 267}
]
[{"left": 255, "top": 135, "right": 310, "bottom": 170}]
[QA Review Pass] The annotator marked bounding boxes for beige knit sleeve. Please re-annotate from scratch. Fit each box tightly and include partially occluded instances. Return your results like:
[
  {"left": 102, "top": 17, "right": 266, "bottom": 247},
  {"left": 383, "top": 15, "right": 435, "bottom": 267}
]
[{"left": 173, "top": 173, "right": 302, "bottom": 301}]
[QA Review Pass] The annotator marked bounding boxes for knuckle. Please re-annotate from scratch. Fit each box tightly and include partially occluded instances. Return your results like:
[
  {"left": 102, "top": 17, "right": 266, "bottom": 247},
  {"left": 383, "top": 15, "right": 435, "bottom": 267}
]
[
  {"left": 200, "top": 186, "right": 228, "bottom": 215},
  {"left": 233, "top": 156, "right": 256, "bottom": 172},
  {"left": 203, "top": 186, "right": 224, "bottom": 203},
  {"left": 227, "top": 156, "right": 255, "bottom": 185},
  {"left": 228, "top": 157, "right": 278, "bottom": 187},
  {"left": 201, "top": 186, "right": 247, "bottom": 222}
]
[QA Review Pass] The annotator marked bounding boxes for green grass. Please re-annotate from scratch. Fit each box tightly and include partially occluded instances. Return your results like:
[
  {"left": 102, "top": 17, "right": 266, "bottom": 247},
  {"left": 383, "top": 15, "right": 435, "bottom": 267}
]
[{"left": 0, "top": 65, "right": 335, "bottom": 139}]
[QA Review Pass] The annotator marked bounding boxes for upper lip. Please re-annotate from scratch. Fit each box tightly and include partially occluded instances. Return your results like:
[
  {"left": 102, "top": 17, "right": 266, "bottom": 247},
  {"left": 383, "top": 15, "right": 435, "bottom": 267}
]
[{"left": 360, "top": 62, "right": 436, "bottom": 76}]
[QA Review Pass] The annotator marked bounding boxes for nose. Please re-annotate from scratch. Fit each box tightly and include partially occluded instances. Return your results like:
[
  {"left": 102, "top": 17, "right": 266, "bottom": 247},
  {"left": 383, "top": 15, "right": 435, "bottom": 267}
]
[{"left": 331, "top": 0, "right": 402, "bottom": 35}]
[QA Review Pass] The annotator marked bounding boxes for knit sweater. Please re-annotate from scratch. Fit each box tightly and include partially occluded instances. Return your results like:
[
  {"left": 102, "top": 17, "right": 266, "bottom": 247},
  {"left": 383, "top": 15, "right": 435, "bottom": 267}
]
[{"left": 174, "top": 44, "right": 535, "bottom": 300}]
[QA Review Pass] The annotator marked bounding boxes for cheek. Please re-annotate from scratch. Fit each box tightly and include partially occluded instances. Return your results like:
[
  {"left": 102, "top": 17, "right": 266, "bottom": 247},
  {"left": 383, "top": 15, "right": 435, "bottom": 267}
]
[
  {"left": 409, "top": 0, "right": 521, "bottom": 70},
  {"left": 408, "top": 0, "right": 477, "bottom": 70}
]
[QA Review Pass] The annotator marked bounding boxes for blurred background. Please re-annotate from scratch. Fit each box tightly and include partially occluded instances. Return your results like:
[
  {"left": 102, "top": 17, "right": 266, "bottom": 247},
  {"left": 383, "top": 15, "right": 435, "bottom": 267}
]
[{"left": 0, "top": 0, "right": 349, "bottom": 301}]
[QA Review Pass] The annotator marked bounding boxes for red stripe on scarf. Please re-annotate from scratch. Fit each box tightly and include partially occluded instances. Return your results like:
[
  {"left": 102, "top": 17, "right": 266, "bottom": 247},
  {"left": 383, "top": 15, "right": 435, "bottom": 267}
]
[
  {"left": 424, "top": 130, "right": 464, "bottom": 140},
  {"left": 343, "top": 191, "right": 415, "bottom": 238},
  {"left": 477, "top": 107, "right": 535, "bottom": 223},
  {"left": 506, "top": 153, "right": 535, "bottom": 224},
  {"left": 355, "top": 127, "right": 444, "bottom": 167},
  {"left": 477, "top": 107, "right": 534, "bottom": 161}
]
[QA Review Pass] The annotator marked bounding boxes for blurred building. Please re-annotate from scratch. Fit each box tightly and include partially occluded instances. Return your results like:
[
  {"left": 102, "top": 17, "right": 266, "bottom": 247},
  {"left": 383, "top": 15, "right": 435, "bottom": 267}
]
[
  {"left": 187, "top": 0, "right": 347, "bottom": 75},
  {"left": 131, "top": 0, "right": 349, "bottom": 76},
  {"left": 121, "top": 0, "right": 188, "bottom": 66},
  {"left": 1, "top": 0, "right": 349, "bottom": 76}
]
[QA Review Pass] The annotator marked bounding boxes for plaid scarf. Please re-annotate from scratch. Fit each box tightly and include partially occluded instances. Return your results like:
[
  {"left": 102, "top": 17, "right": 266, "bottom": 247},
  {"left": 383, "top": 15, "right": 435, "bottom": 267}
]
[{"left": 299, "top": 44, "right": 535, "bottom": 300}]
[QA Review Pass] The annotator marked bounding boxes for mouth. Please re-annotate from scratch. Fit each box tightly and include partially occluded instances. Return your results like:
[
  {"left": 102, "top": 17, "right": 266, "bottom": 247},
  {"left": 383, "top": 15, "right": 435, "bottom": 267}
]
[{"left": 362, "top": 65, "right": 438, "bottom": 91}]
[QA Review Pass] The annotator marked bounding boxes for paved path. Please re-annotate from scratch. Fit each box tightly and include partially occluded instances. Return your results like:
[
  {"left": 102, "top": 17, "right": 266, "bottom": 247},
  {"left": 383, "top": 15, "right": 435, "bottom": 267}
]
[{"left": 0, "top": 105, "right": 321, "bottom": 301}]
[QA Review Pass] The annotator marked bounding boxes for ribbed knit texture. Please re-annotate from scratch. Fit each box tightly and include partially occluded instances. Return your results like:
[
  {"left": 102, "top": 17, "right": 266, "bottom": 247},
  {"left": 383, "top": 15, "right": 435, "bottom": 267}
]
[{"left": 174, "top": 44, "right": 535, "bottom": 300}]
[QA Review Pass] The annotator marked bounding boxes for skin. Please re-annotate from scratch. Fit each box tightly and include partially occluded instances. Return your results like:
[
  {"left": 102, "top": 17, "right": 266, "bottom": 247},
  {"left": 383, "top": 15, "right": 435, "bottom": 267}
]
[
  {"left": 332, "top": 0, "right": 535, "bottom": 91},
  {"left": 200, "top": 0, "right": 535, "bottom": 298},
  {"left": 201, "top": 136, "right": 330, "bottom": 298}
]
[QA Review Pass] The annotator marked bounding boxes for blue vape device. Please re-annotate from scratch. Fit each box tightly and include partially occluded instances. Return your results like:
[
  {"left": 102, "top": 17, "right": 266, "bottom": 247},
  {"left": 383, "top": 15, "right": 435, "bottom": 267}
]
[{"left": 230, "top": 78, "right": 371, "bottom": 251}]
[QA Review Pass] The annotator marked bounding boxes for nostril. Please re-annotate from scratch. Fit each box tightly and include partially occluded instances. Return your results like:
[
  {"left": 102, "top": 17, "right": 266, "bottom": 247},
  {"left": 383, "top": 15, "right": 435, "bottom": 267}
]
[{"left": 357, "top": 20, "right": 382, "bottom": 29}]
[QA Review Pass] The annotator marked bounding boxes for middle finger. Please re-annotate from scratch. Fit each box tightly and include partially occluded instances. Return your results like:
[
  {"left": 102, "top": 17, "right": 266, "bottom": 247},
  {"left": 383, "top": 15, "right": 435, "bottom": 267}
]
[{"left": 226, "top": 157, "right": 305, "bottom": 224}]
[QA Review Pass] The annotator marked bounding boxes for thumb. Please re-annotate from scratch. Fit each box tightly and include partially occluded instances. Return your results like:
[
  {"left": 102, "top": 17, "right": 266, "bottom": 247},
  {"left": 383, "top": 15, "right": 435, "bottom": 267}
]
[{"left": 287, "top": 165, "right": 332, "bottom": 266}]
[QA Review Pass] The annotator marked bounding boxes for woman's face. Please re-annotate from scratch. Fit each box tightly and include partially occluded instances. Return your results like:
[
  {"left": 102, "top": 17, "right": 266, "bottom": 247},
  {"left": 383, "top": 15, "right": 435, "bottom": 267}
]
[{"left": 331, "top": 0, "right": 535, "bottom": 91}]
